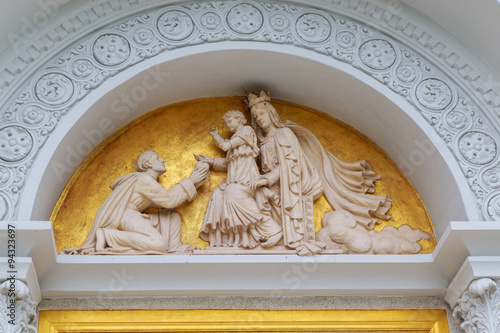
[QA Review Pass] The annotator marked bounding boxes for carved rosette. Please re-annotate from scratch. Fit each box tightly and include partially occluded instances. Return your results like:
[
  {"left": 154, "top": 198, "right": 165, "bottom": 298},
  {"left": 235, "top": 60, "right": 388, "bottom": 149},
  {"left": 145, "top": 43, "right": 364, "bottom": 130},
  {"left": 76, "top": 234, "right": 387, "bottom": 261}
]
[
  {"left": 445, "top": 110, "right": 470, "bottom": 131},
  {"left": 0, "top": 0, "right": 499, "bottom": 221},
  {"left": 484, "top": 193, "right": 500, "bottom": 220},
  {"left": 132, "top": 27, "right": 156, "bottom": 46},
  {"left": 0, "top": 126, "right": 33, "bottom": 163},
  {"left": 415, "top": 78, "right": 453, "bottom": 111},
  {"left": 335, "top": 31, "right": 356, "bottom": 50},
  {"left": 34, "top": 73, "right": 74, "bottom": 105},
  {"left": 157, "top": 10, "right": 195, "bottom": 41},
  {"left": 20, "top": 106, "right": 47, "bottom": 126},
  {"left": 71, "top": 59, "right": 96, "bottom": 79},
  {"left": 200, "top": 12, "right": 223, "bottom": 31},
  {"left": 359, "top": 39, "right": 396, "bottom": 70},
  {"left": 227, "top": 3, "right": 264, "bottom": 34},
  {"left": 458, "top": 131, "right": 497, "bottom": 165},
  {"left": 0, "top": 280, "right": 38, "bottom": 333},
  {"left": 92, "top": 34, "right": 131, "bottom": 66},
  {"left": 453, "top": 278, "right": 500, "bottom": 333},
  {"left": 269, "top": 13, "right": 290, "bottom": 33},
  {"left": 295, "top": 13, "right": 331, "bottom": 43},
  {"left": 395, "top": 63, "right": 418, "bottom": 84},
  {"left": 482, "top": 166, "right": 500, "bottom": 190}
]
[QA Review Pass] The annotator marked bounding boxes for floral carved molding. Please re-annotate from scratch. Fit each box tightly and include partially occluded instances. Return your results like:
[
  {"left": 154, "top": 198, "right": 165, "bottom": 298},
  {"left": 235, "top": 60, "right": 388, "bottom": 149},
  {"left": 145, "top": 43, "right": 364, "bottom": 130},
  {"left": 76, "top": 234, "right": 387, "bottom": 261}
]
[
  {"left": 1, "top": 0, "right": 500, "bottom": 221},
  {"left": 453, "top": 278, "right": 500, "bottom": 333},
  {"left": 0, "top": 280, "right": 38, "bottom": 333}
]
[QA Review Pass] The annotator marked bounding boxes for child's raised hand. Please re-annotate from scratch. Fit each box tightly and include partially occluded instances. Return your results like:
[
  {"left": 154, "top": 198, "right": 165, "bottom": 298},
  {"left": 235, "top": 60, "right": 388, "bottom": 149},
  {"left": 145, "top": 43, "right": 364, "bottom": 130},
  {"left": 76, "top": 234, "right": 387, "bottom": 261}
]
[{"left": 209, "top": 125, "right": 219, "bottom": 136}]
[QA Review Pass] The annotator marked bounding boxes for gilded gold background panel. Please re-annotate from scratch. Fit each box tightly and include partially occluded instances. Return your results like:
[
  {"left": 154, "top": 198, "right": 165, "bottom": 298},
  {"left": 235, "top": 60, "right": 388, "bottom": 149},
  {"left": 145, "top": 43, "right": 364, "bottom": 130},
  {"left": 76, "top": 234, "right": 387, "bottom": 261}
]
[{"left": 51, "top": 97, "right": 436, "bottom": 253}]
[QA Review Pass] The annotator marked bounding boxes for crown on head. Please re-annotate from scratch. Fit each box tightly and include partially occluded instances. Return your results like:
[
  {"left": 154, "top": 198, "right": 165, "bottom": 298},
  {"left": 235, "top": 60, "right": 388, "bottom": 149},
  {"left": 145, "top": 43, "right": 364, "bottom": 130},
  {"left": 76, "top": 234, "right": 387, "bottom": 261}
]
[{"left": 245, "top": 90, "right": 271, "bottom": 109}]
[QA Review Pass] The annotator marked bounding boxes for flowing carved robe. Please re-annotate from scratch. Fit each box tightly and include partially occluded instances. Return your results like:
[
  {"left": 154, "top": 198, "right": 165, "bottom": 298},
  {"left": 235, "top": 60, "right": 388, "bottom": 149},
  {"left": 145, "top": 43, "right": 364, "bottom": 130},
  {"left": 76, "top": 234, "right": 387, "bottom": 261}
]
[
  {"left": 200, "top": 126, "right": 281, "bottom": 248},
  {"left": 60, "top": 172, "right": 197, "bottom": 255},
  {"left": 259, "top": 127, "right": 324, "bottom": 254},
  {"left": 258, "top": 123, "right": 391, "bottom": 255},
  {"left": 286, "top": 121, "right": 391, "bottom": 229}
]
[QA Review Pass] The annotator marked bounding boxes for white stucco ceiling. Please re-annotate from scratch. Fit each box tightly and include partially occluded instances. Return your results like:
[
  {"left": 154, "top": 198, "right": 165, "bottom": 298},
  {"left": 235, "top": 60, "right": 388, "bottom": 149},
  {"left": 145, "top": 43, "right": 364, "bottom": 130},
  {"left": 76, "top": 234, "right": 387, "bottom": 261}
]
[{"left": 0, "top": 0, "right": 499, "bottom": 76}]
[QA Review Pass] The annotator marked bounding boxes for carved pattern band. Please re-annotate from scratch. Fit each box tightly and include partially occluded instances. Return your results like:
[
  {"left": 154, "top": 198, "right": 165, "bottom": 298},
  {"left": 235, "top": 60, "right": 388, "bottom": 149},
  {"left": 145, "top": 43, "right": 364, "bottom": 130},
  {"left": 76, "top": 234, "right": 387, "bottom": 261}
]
[{"left": 0, "top": 0, "right": 498, "bottom": 221}]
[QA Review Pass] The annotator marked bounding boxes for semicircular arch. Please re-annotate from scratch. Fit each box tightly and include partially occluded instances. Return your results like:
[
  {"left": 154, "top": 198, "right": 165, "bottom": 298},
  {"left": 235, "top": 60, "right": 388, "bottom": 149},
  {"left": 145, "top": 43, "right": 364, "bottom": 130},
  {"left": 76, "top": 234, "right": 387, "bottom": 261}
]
[{"left": 1, "top": 0, "right": 498, "bottom": 232}]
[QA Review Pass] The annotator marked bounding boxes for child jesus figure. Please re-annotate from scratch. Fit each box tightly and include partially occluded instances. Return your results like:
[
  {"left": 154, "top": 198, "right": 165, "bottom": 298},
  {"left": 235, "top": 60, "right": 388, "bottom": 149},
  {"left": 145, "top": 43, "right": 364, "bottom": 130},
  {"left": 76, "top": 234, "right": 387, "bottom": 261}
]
[{"left": 195, "top": 110, "right": 282, "bottom": 249}]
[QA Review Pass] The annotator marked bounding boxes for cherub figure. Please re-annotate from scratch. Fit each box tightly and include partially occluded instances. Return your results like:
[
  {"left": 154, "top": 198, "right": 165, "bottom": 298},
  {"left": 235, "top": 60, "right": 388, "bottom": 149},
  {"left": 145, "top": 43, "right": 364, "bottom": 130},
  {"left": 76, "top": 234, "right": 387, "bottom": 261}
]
[{"left": 196, "top": 110, "right": 282, "bottom": 249}]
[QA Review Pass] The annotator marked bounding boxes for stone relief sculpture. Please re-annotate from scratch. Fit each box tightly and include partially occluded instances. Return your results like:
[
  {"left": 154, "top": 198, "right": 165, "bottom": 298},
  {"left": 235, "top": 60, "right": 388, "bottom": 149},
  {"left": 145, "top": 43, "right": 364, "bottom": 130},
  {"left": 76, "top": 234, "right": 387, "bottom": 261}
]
[
  {"left": 2, "top": 1, "right": 500, "bottom": 225},
  {"left": 316, "top": 211, "right": 430, "bottom": 254},
  {"left": 60, "top": 91, "right": 430, "bottom": 256},
  {"left": 194, "top": 91, "right": 429, "bottom": 256},
  {"left": 195, "top": 110, "right": 282, "bottom": 249},
  {"left": 60, "top": 150, "right": 209, "bottom": 255},
  {"left": 244, "top": 91, "right": 422, "bottom": 255}
]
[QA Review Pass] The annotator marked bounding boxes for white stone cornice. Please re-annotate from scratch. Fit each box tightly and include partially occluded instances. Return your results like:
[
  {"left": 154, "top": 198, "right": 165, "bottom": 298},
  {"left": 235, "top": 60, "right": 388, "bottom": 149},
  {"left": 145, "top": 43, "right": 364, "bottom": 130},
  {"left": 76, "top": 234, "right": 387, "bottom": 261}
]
[
  {"left": 0, "top": 220, "right": 493, "bottom": 302},
  {"left": 446, "top": 256, "right": 500, "bottom": 308}
]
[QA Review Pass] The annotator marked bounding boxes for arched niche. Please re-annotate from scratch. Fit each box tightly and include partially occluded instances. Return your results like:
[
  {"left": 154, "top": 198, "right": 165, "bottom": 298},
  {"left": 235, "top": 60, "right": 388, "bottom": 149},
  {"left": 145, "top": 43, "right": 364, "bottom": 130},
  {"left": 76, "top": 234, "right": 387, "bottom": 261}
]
[{"left": 18, "top": 43, "right": 476, "bottom": 240}]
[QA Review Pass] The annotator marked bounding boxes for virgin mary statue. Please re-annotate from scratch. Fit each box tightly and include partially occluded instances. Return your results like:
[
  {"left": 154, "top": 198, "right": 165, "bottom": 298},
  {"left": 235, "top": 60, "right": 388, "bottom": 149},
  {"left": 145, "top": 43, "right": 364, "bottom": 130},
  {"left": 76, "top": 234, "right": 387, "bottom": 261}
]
[{"left": 247, "top": 91, "right": 392, "bottom": 255}]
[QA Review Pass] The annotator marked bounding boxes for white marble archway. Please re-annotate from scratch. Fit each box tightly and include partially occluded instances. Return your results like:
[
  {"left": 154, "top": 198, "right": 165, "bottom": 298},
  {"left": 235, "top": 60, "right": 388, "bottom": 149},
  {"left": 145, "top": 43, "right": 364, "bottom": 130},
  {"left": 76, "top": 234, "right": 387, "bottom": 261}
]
[
  {"left": 19, "top": 42, "right": 475, "bottom": 239},
  {"left": 1, "top": 0, "right": 499, "bottom": 226},
  {"left": 3, "top": 3, "right": 500, "bottom": 333}
]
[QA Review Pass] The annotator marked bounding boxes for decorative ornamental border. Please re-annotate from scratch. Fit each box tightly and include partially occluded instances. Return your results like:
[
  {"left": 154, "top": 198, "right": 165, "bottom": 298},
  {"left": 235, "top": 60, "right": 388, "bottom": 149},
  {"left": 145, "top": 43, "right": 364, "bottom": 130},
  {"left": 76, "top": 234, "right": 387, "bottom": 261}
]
[{"left": 1, "top": 0, "right": 500, "bottom": 221}]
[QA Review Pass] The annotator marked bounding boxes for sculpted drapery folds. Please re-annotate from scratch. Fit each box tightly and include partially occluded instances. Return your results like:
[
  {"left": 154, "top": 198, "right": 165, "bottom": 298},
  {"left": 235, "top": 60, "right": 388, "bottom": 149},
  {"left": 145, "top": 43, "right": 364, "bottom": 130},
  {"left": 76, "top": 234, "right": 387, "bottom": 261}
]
[
  {"left": 60, "top": 150, "right": 209, "bottom": 255},
  {"left": 196, "top": 110, "right": 282, "bottom": 249},
  {"left": 247, "top": 91, "right": 394, "bottom": 255},
  {"left": 59, "top": 93, "right": 430, "bottom": 256}
]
